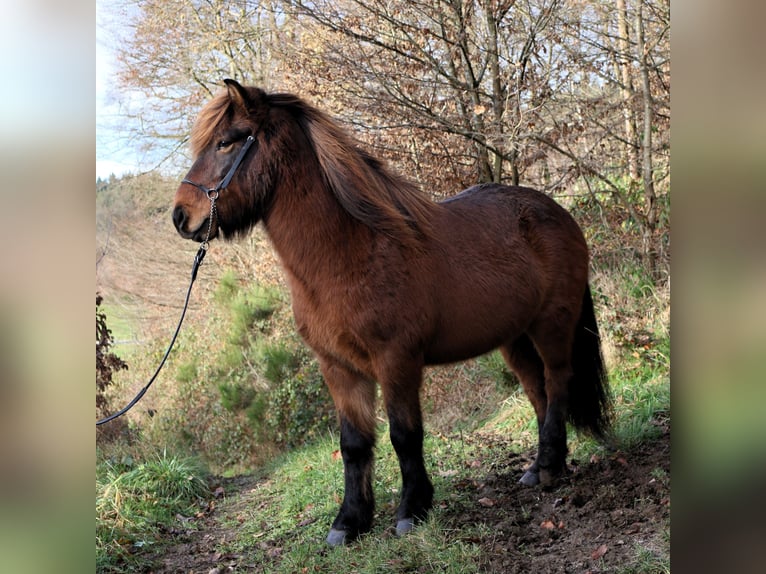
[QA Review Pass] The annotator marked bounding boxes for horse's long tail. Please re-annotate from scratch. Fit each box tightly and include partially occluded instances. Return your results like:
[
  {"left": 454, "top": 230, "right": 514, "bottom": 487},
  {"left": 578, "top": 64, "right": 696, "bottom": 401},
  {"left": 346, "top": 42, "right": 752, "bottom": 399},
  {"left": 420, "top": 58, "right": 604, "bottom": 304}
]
[{"left": 567, "top": 285, "right": 612, "bottom": 438}]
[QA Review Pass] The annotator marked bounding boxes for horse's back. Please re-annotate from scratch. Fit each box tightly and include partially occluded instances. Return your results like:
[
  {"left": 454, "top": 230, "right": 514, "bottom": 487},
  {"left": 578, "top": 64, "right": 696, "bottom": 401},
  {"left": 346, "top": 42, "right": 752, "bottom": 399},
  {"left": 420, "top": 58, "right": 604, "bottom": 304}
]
[
  {"left": 436, "top": 183, "right": 587, "bottom": 263},
  {"left": 422, "top": 184, "right": 589, "bottom": 363},
  {"left": 440, "top": 184, "right": 579, "bottom": 228}
]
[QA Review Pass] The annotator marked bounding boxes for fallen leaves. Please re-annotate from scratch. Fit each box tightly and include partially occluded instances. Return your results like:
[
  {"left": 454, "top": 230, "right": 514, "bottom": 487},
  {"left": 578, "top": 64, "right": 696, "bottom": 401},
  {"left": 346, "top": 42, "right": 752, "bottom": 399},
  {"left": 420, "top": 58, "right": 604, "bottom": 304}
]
[
  {"left": 540, "top": 518, "right": 565, "bottom": 530},
  {"left": 591, "top": 543, "right": 609, "bottom": 560},
  {"left": 478, "top": 497, "right": 496, "bottom": 508}
]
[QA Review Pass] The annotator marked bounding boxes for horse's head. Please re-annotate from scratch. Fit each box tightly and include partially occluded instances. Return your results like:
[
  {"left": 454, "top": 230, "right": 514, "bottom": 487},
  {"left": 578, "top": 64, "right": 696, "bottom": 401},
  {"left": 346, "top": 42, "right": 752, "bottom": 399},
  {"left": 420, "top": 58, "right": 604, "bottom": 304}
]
[
  {"left": 173, "top": 79, "right": 274, "bottom": 242},
  {"left": 174, "top": 80, "right": 435, "bottom": 246}
]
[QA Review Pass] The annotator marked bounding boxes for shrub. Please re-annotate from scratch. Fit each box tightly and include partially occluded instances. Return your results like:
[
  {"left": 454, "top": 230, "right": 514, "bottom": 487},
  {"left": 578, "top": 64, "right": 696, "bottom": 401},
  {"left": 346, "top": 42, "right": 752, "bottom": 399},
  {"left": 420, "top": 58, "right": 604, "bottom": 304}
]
[
  {"left": 96, "top": 293, "right": 129, "bottom": 442},
  {"left": 145, "top": 273, "right": 336, "bottom": 470},
  {"left": 265, "top": 357, "right": 336, "bottom": 449}
]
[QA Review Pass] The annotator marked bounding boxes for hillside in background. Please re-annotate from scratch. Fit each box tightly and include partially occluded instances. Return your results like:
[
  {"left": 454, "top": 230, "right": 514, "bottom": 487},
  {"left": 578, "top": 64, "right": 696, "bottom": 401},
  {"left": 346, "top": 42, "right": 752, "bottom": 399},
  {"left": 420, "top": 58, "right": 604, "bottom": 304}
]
[{"left": 96, "top": 171, "right": 669, "bottom": 572}]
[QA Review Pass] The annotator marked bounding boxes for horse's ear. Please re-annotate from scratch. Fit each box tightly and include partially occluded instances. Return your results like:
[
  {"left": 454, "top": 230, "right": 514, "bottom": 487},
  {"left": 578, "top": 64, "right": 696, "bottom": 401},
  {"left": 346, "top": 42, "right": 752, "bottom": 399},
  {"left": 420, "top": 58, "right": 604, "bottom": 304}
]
[
  {"left": 224, "top": 78, "right": 266, "bottom": 113},
  {"left": 224, "top": 79, "right": 249, "bottom": 111}
]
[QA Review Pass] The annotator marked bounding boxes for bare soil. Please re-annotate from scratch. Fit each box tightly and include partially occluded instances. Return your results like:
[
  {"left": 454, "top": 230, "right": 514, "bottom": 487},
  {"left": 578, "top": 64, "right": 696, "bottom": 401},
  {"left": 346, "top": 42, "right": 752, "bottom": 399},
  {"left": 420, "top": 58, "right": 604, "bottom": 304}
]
[
  {"left": 148, "top": 424, "right": 670, "bottom": 573},
  {"left": 446, "top": 426, "right": 670, "bottom": 573}
]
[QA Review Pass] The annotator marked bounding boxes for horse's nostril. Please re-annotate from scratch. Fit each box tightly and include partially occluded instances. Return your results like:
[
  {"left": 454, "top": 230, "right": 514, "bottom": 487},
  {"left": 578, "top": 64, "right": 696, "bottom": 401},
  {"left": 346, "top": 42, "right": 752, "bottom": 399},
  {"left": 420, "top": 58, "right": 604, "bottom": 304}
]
[{"left": 172, "top": 205, "right": 187, "bottom": 230}]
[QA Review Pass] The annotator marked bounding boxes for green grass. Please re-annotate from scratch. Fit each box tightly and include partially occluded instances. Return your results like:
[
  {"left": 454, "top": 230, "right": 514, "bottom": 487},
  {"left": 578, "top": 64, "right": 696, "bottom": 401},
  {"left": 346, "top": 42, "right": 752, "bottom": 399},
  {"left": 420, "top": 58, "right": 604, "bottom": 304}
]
[
  {"left": 617, "top": 542, "right": 671, "bottom": 574},
  {"left": 96, "top": 451, "right": 210, "bottom": 573},
  {"left": 218, "top": 429, "right": 485, "bottom": 573}
]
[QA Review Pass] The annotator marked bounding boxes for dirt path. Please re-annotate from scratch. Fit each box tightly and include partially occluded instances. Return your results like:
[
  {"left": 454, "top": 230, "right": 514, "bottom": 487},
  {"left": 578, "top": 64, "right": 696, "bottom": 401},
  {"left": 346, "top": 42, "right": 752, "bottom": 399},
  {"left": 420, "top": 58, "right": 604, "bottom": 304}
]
[{"left": 149, "top": 425, "right": 670, "bottom": 573}]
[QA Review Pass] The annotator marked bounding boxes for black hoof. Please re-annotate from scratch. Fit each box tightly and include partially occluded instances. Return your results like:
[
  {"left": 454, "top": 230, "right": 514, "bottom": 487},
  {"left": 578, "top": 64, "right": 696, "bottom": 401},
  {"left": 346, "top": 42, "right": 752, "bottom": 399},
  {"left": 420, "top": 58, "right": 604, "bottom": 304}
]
[
  {"left": 395, "top": 518, "right": 415, "bottom": 536},
  {"left": 539, "top": 465, "right": 567, "bottom": 488},
  {"left": 519, "top": 469, "right": 540, "bottom": 486},
  {"left": 326, "top": 528, "right": 348, "bottom": 546}
]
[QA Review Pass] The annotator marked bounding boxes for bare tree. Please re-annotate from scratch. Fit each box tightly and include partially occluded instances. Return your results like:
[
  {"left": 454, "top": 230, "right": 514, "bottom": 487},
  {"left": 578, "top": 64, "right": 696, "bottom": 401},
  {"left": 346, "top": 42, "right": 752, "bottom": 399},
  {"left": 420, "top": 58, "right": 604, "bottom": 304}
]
[
  {"left": 287, "top": 0, "right": 565, "bottom": 189},
  {"left": 538, "top": 0, "right": 669, "bottom": 273},
  {"left": 111, "top": 0, "right": 291, "bottom": 170},
  {"left": 615, "top": 0, "right": 640, "bottom": 181},
  {"left": 106, "top": 0, "right": 669, "bottom": 276}
]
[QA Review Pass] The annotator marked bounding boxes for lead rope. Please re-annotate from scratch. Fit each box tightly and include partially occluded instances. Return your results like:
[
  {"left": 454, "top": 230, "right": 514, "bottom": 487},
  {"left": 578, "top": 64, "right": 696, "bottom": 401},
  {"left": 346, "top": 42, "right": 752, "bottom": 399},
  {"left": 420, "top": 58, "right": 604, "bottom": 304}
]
[{"left": 96, "top": 195, "right": 217, "bottom": 426}]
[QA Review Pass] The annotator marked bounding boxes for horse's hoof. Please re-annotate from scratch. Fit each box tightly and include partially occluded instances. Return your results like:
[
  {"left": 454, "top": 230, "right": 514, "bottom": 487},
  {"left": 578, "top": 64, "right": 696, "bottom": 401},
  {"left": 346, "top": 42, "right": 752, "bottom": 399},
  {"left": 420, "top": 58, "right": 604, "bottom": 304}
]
[
  {"left": 326, "top": 528, "right": 348, "bottom": 546},
  {"left": 538, "top": 468, "right": 558, "bottom": 488},
  {"left": 396, "top": 518, "right": 415, "bottom": 536},
  {"left": 519, "top": 469, "right": 540, "bottom": 487}
]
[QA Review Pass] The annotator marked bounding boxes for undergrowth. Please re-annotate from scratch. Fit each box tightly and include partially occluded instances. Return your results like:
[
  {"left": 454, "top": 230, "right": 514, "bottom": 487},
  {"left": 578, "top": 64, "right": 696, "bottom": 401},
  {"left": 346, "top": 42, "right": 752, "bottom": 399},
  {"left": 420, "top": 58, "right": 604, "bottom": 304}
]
[
  {"left": 97, "top": 206, "right": 669, "bottom": 573},
  {"left": 96, "top": 451, "right": 209, "bottom": 573},
  {"left": 135, "top": 270, "right": 335, "bottom": 472}
]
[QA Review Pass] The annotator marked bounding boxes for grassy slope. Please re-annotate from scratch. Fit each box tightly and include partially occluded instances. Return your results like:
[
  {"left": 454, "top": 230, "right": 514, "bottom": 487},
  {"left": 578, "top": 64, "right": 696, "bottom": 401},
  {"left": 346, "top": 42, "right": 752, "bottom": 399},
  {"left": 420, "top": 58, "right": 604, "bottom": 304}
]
[
  {"left": 97, "top": 343, "right": 670, "bottom": 573},
  {"left": 220, "top": 430, "right": 487, "bottom": 573},
  {"left": 216, "top": 356, "right": 669, "bottom": 573}
]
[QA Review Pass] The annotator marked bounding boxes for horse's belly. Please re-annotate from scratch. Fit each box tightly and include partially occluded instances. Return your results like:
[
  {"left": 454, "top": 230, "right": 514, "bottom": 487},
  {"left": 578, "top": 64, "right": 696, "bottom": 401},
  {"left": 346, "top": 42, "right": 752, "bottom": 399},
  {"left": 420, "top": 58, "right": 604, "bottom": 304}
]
[{"left": 424, "top": 308, "right": 529, "bottom": 365}]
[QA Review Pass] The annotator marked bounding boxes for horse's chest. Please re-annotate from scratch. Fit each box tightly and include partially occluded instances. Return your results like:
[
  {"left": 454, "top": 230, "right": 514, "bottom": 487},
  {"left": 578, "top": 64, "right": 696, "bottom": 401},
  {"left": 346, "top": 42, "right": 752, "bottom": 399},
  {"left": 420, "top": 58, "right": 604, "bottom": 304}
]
[{"left": 289, "top": 282, "right": 374, "bottom": 374}]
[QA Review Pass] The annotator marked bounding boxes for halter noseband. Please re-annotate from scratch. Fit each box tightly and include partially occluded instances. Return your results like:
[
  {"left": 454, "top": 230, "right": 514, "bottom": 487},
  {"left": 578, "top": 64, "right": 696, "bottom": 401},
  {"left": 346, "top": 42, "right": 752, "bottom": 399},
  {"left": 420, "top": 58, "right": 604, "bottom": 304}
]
[{"left": 182, "top": 134, "right": 256, "bottom": 201}]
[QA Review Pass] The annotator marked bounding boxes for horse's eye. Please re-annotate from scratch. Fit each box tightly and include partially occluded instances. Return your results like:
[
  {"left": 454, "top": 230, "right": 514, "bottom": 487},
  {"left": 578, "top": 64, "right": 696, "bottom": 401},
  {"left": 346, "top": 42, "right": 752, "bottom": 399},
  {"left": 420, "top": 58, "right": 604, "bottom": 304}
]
[{"left": 216, "top": 140, "right": 232, "bottom": 151}]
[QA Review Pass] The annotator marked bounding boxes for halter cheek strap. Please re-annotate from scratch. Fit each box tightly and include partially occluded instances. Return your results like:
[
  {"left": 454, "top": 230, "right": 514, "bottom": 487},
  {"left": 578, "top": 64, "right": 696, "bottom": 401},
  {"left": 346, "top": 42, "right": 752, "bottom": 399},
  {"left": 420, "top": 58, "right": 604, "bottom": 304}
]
[{"left": 182, "top": 134, "right": 256, "bottom": 199}]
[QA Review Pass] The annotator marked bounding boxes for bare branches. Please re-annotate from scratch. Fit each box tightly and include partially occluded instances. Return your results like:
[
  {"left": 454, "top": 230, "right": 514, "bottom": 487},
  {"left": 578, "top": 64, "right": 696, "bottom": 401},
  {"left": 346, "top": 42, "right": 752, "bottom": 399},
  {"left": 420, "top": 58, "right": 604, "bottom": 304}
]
[{"left": 105, "top": 0, "right": 669, "bottom": 272}]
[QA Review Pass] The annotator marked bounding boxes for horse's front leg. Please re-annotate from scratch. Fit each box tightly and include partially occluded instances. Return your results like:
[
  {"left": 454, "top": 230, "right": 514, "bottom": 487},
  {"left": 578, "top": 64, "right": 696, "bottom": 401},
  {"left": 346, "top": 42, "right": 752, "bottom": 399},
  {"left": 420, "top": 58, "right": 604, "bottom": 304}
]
[
  {"left": 319, "top": 359, "right": 377, "bottom": 546},
  {"left": 381, "top": 358, "right": 433, "bottom": 536}
]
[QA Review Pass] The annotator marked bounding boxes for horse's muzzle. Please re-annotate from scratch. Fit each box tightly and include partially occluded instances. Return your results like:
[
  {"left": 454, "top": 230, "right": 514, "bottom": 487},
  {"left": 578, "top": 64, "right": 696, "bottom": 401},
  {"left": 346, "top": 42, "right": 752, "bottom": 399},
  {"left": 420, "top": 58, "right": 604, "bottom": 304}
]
[
  {"left": 172, "top": 205, "right": 215, "bottom": 242},
  {"left": 172, "top": 205, "right": 188, "bottom": 234}
]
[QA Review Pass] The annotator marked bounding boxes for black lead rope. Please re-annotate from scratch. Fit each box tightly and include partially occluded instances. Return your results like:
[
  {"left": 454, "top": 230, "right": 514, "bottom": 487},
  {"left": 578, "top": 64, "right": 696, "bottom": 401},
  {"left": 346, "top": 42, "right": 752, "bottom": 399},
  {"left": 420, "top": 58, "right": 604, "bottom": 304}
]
[
  {"left": 97, "top": 134, "right": 256, "bottom": 427},
  {"left": 96, "top": 245, "right": 208, "bottom": 426}
]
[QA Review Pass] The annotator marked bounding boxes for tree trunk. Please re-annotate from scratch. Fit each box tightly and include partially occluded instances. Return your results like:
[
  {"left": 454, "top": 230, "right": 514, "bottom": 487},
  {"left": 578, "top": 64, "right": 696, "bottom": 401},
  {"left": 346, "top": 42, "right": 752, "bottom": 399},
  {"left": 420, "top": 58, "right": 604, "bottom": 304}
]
[
  {"left": 616, "top": 0, "right": 640, "bottom": 181},
  {"left": 635, "top": 0, "right": 658, "bottom": 278}
]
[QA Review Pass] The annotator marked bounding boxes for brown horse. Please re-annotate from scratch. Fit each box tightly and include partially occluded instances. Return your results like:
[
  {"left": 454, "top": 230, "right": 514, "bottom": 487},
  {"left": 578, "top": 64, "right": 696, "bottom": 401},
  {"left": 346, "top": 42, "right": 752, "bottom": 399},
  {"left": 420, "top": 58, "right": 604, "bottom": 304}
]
[{"left": 173, "top": 79, "right": 611, "bottom": 546}]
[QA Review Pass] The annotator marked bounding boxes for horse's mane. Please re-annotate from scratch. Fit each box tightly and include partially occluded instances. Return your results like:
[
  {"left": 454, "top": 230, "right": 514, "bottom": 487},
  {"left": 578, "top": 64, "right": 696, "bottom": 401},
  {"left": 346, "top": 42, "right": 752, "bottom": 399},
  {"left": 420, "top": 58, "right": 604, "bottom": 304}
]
[
  {"left": 284, "top": 95, "right": 440, "bottom": 241},
  {"left": 191, "top": 88, "right": 440, "bottom": 242}
]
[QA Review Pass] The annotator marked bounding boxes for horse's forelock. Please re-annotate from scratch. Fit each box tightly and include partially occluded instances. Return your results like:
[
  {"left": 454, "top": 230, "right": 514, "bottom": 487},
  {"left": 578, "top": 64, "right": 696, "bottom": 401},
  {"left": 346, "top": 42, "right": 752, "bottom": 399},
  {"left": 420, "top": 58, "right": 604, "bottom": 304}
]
[{"left": 190, "top": 90, "right": 231, "bottom": 158}]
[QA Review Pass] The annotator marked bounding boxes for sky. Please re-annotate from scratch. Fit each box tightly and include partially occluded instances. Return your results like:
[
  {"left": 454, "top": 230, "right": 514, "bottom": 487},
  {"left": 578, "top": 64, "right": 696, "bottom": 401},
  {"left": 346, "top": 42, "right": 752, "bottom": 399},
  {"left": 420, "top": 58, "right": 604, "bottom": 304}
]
[{"left": 96, "top": 0, "right": 142, "bottom": 179}]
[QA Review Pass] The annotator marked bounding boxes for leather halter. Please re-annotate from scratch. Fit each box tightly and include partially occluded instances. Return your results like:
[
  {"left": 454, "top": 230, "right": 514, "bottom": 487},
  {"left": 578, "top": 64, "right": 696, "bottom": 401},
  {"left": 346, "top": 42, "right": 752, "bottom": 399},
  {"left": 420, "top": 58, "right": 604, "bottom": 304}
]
[{"left": 181, "top": 134, "right": 256, "bottom": 200}]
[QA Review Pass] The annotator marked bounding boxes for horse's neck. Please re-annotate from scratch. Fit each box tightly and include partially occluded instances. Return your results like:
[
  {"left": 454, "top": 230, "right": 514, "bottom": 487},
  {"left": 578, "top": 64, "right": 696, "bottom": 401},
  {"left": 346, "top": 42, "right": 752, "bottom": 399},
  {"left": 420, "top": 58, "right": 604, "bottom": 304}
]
[{"left": 263, "top": 178, "right": 371, "bottom": 284}]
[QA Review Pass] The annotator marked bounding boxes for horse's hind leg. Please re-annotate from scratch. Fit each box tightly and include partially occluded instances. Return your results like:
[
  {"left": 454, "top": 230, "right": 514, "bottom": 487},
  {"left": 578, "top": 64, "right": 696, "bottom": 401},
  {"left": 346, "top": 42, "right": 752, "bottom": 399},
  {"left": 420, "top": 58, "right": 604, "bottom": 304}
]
[
  {"left": 380, "top": 358, "right": 433, "bottom": 536},
  {"left": 527, "top": 316, "right": 579, "bottom": 487},
  {"left": 500, "top": 335, "right": 547, "bottom": 486},
  {"left": 319, "top": 358, "right": 377, "bottom": 546}
]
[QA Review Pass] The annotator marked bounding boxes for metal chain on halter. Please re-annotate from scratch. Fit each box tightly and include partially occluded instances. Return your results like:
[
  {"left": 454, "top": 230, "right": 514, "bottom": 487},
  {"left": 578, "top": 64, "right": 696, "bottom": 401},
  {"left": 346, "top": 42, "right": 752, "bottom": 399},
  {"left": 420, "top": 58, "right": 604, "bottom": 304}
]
[{"left": 202, "top": 189, "right": 219, "bottom": 250}]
